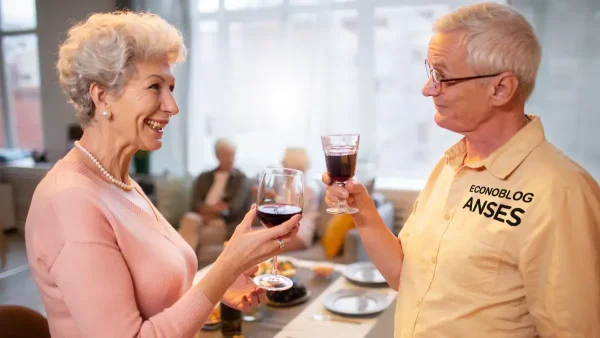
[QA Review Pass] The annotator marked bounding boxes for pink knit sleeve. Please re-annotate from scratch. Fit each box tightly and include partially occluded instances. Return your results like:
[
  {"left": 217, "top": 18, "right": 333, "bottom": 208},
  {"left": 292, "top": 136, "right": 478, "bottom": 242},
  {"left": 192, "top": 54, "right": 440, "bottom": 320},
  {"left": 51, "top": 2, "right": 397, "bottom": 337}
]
[{"left": 47, "top": 188, "right": 214, "bottom": 338}]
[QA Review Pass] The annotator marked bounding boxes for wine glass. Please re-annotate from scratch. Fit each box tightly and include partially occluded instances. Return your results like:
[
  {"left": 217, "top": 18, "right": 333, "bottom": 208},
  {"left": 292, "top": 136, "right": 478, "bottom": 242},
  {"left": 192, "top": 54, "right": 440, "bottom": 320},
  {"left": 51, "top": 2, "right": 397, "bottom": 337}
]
[
  {"left": 253, "top": 167, "right": 304, "bottom": 291},
  {"left": 321, "top": 134, "right": 360, "bottom": 214}
]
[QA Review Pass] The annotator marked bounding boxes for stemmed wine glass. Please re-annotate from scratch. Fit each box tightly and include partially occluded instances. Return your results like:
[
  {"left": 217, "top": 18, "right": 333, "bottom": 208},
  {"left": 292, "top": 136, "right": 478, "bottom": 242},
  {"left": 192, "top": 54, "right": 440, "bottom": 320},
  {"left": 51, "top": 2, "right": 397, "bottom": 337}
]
[
  {"left": 253, "top": 167, "right": 304, "bottom": 291},
  {"left": 321, "top": 134, "right": 360, "bottom": 214}
]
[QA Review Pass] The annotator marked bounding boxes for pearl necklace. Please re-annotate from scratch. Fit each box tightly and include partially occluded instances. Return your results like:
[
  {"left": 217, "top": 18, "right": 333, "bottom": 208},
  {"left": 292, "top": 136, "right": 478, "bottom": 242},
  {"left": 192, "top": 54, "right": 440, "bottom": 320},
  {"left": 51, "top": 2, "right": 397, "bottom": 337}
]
[{"left": 74, "top": 141, "right": 134, "bottom": 191}]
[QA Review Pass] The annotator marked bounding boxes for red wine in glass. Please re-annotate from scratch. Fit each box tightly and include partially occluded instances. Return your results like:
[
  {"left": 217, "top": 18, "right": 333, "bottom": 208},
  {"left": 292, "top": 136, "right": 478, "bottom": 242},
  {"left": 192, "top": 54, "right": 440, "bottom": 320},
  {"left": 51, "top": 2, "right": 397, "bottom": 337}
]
[
  {"left": 321, "top": 134, "right": 360, "bottom": 214},
  {"left": 253, "top": 167, "right": 304, "bottom": 292},
  {"left": 257, "top": 204, "right": 303, "bottom": 228},
  {"left": 325, "top": 152, "right": 357, "bottom": 183}
]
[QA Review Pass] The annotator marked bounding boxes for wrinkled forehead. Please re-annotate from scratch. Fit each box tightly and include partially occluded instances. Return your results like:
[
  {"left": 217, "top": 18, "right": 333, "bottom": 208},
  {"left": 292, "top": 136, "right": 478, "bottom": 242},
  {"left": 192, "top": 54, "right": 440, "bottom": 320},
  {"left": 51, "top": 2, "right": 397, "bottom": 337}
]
[
  {"left": 129, "top": 60, "right": 176, "bottom": 83},
  {"left": 427, "top": 31, "right": 468, "bottom": 72}
]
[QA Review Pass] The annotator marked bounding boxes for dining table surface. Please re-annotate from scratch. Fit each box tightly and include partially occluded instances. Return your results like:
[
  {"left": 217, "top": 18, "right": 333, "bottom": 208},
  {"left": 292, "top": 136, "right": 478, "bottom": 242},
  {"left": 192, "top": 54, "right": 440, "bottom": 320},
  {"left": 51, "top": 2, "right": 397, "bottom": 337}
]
[{"left": 193, "top": 256, "right": 397, "bottom": 338}]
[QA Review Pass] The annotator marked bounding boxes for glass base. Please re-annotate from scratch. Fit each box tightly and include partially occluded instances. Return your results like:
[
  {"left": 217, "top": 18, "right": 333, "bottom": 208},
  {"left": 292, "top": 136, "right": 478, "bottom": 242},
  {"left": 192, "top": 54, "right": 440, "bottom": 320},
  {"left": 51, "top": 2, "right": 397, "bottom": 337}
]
[
  {"left": 253, "top": 274, "right": 293, "bottom": 291},
  {"left": 326, "top": 206, "right": 359, "bottom": 215},
  {"left": 243, "top": 311, "right": 263, "bottom": 322}
]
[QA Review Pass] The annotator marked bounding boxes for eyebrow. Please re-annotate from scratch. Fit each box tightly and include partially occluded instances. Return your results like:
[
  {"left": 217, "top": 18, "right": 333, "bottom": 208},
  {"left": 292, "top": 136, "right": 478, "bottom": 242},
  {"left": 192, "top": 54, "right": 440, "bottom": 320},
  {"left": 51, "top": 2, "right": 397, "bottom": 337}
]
[
  {"left": 147, "top": 74, "right": 175, "bottom": 84},
  {"left": 432, "top": 62, "right": 449, "bottom": 72}
]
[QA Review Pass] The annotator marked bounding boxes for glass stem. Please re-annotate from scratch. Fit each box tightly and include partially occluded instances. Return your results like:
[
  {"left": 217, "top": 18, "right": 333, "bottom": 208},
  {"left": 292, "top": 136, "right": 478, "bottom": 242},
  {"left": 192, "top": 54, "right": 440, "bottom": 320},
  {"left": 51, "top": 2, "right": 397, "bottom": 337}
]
[
  {"left": 271, "top": 255, "right": 278, "bottom": 277},
  {"left": 336, "top": 181, "right": 348, "bottom": 208}
]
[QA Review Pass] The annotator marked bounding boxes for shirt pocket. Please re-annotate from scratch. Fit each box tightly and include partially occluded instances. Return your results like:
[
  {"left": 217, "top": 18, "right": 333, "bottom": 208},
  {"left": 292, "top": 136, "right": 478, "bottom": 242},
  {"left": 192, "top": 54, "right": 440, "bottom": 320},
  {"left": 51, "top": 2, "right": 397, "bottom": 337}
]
[{"left": 439, "top": 222, "right": 508, "bottom": 294}]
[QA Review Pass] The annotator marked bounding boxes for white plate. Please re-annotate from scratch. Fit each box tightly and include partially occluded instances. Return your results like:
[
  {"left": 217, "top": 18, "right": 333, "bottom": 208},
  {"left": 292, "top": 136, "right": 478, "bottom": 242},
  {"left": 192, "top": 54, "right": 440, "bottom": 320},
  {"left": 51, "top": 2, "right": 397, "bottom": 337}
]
[
  {"left": 342, "top": 262, "right": 387, "bottom": 286},
  {"left": 323, "top": 289, "right": 389, "bottom": 316}
]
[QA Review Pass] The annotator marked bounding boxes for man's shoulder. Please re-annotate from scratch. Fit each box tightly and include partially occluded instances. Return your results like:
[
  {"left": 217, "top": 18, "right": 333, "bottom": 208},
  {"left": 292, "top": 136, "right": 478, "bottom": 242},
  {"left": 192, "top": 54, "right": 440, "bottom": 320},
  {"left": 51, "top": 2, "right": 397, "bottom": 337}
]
[
  {"left": 197, "top": 168, "right": 216, "bottom": 179},
  {"left": 230, "top": 168, "right": 248, "bottom": 179},
  {"left": 524, "top": 141, "right": 599, "bottom": 191}
]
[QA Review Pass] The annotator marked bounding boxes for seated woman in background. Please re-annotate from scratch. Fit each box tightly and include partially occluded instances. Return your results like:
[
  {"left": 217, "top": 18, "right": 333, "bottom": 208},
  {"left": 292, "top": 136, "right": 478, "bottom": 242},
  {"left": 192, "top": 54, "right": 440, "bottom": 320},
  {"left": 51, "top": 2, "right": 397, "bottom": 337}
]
[
  {"left": 280, "top": 148, "right": 320, "bottom": 251},
  {"left": 24, "top": 11, "right": 299, "bottom": 338}
]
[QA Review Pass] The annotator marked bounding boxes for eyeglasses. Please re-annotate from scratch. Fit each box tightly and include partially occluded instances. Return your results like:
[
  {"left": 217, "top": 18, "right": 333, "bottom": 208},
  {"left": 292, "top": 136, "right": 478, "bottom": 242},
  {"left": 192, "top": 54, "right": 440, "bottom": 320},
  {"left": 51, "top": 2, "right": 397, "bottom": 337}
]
[{"left": 425, "top": 59, "right": 501, "bottom": 95}]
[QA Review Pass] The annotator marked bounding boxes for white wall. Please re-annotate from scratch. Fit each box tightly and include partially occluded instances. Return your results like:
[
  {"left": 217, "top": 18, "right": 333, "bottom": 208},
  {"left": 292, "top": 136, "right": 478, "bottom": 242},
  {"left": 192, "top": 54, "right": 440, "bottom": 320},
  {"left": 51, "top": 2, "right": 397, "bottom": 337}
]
[
  {"left": 37, "top": 0, "right": 117, "bottom": 162},
  {"left": 515, "top": 0, "right": 600, "bottom": 179}
]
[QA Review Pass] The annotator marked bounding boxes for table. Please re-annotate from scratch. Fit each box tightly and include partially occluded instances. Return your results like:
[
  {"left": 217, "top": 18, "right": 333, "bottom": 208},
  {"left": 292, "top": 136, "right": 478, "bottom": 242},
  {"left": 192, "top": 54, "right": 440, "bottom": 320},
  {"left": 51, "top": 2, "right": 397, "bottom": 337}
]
[{"left": 194, "top": 257, "right": 396, "bottom": 338}]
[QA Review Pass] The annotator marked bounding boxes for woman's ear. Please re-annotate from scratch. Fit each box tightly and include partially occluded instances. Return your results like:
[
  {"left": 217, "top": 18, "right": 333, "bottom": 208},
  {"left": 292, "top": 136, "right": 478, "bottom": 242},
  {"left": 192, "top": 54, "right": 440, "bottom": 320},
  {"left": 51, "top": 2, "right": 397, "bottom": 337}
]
[{"left": 89, "top": 82, "right": 109, "bottom": 112}]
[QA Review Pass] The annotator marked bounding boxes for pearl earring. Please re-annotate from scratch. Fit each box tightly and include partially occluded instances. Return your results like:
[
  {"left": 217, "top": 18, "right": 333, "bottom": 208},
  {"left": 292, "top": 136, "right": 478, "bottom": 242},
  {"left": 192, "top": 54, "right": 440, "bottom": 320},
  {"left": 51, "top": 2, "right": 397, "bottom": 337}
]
[{"left": 102, "top": 110, "right": 111, "bottom": 119}]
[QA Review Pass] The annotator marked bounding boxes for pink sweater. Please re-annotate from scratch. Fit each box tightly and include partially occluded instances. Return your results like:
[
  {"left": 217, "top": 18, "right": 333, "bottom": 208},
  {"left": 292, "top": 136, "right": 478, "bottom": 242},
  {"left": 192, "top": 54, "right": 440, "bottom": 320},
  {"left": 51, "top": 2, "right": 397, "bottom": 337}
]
[{"left": 25, "top": 160, "right": 214, "bottom": 338}]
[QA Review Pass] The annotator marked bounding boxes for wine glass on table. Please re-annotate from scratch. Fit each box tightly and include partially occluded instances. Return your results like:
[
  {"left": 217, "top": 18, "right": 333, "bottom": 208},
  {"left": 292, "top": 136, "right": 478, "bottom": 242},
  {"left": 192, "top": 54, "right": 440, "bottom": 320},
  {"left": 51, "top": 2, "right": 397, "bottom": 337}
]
[
  {"left": 252, "top": 167, "right": 304, "bottom": 291},
  {"left": 321, "top": 134, "right": 360, "bottom": 214}
]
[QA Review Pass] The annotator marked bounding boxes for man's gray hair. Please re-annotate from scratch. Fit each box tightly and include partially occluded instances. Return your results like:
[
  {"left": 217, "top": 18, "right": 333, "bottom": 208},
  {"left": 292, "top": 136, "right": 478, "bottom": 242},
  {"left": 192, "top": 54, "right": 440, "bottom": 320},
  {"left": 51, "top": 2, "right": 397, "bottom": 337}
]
[
  {"left": 214, "top": 138, "right": 236, "bottom": 155},
  {"left": 434, "top": 2, "right": 541, "bottom": 101}
]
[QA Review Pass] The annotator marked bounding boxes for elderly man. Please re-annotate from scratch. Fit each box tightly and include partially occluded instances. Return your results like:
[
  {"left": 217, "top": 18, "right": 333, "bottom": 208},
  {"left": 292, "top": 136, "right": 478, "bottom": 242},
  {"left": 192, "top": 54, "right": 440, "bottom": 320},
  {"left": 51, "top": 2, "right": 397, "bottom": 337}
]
[
  {"left": 323, "top": 3, "right": 600, "bottom": 337},
  {"left": 179, "top": 138, "right": 251, "bottom": 256}
]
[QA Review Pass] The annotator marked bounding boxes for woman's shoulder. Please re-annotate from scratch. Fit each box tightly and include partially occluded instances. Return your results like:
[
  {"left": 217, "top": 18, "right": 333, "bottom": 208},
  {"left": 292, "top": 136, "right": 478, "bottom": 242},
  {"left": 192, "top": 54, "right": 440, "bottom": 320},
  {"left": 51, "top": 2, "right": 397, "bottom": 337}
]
[
  {"left": 25, "top": 161, "right": 115, "bottom": 264},
  {"left": 34, "top": 160, "right": 102, "bottom": 199},
  {"left": 27, "top": 160, "right": 110, "bottom": 231}
]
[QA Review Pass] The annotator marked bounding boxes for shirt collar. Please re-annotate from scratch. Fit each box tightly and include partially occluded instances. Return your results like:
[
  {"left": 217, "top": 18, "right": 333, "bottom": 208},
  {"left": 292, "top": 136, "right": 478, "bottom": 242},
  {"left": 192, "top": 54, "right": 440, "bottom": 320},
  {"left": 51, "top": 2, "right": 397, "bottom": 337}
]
[{"left": 444, "top": 115, "right": 546, "bottom": 179}]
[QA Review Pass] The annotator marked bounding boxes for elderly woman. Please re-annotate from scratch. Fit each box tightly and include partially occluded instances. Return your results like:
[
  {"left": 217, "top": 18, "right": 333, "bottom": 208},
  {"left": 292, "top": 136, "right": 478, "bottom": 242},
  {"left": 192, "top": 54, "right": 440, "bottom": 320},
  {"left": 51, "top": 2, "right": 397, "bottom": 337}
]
[{"left": 24, "top": 11, "right": 299, "bottom": 338}]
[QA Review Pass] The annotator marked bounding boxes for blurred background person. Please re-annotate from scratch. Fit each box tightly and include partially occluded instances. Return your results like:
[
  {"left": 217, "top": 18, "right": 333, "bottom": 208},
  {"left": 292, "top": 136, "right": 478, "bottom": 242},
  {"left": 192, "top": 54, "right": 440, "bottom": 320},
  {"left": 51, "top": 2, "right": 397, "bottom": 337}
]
[
  {"left": 179, "top": 138, "right": 251, "bottom": 255},
  {"left": 279, "top": 147, "right": 319, "bottom": 251}
]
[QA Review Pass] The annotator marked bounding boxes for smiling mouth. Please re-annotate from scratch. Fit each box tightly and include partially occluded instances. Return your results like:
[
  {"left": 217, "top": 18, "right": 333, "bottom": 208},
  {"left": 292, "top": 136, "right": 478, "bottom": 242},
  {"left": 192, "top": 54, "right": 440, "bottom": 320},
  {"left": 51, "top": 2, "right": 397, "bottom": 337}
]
[{"left": 144, "top": 119, "right": 165, "bottom": 132}]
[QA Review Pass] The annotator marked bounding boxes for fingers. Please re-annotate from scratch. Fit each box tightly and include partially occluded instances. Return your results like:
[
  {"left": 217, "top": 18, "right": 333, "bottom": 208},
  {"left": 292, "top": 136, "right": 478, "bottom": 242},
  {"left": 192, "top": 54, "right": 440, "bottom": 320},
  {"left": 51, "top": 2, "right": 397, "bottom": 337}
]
[
  {"left": 322, "top": 172, "right": 332, "bottom": 185},
  {"left": 257, "top": 288, "right": 267, "bottom": 304},
  {"left": 327, "top": 184, "right": 349, "bottom": 202},
  {"left": 267, "top": 214, "right": 302, "bottom": 239},
  {"left": 238, "top": 205, "right": 257, "bottom": 230},
  {"left": 264, "top": 230, "right": 297, "bottom": 255},
  {"left": 242, "top": 289, "right": 265, "bottom": 311},
  {"left": 240, "top": 295, "right": 250, "bottom": 311},
  {"left": 325, "top": 194, "right": 336, "bottom": 207},
  {"left": 325, "top": 195, "right": 354, "bottom": 208},
  {"left": 345, "top": 179, "right": 367, "bottom": 194},
  {"left": 251, "top": 289, "right": 264, "bottom": 306},
  {"left": 326, "top": 179, "right": 366, "bottom": 204},
  {"left": 278, "top": 231, "right": 297, "bottom": 248},
  {"left": 244, "top": 265, "right": 259, "bottom": 278}
]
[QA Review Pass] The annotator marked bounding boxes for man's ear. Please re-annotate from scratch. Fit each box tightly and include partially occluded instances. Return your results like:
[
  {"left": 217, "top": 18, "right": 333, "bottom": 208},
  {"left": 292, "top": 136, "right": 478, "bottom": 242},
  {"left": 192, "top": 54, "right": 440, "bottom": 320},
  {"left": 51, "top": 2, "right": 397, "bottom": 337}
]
[{"left": 489, "top": 72, "right": 520, "bottom": 106}]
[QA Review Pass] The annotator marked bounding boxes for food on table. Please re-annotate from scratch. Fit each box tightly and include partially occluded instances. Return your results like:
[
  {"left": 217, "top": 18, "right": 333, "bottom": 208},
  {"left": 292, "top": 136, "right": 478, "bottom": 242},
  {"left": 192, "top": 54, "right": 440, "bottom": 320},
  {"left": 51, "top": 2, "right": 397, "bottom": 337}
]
[
  {"left": 205, "top": 305, "right": 221, "bottom": 325},
  {"left": 266, "top": 277, "right": 308, "bottom": 304},
  {"left": 256, "top": 259, "right": 296, "bottom": 277},
  {"left": 313, "top": 264, "right": 335, "bottom": 279}
]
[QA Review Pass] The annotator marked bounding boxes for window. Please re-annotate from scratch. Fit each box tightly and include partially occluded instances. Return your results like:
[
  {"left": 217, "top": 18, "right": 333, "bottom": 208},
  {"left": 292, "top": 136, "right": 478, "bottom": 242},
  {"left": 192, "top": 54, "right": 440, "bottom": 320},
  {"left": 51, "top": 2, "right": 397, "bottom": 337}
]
[
  {"left": 225, "top": 0, "right": 282, "bottom": 11},
  {"left": 1, "top": 0, "right": 36, "bottom": 31},
  {"left": 188, "top": 0, "right": 600, "bottom": 184},
  {"left": 198, "top": 0, "right": 219, "bottom": 13},
  {"left": 374, "top": 5, "right": 463, "bottom": 181},
  {"left": 0, "top": 1, "right": 43, "bottom": 151}
]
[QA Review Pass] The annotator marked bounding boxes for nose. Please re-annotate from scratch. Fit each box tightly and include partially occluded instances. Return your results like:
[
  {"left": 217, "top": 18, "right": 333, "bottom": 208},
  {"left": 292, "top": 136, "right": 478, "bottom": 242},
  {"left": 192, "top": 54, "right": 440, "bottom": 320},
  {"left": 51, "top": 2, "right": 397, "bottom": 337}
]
[
  {"left": 421, "top": 77, "right": 439, "bottom": 97},
  {"left": 161, "top": 91, "right": 179, "bottom": 116}
]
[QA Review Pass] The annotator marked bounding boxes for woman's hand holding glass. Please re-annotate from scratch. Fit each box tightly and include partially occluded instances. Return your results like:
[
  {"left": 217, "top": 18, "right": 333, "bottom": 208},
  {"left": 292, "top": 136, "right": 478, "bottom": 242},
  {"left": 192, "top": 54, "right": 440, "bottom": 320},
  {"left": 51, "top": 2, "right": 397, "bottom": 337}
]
[{"left": 220, "top": 205, "right": 301, "bottom": 286}]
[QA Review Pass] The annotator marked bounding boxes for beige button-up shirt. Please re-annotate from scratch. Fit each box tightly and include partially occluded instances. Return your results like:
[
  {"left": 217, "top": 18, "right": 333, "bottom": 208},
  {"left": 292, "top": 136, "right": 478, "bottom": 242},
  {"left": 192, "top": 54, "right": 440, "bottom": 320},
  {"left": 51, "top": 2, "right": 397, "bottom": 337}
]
[{"left": 395, "top": 115, "right": 600, "bottom": 338}]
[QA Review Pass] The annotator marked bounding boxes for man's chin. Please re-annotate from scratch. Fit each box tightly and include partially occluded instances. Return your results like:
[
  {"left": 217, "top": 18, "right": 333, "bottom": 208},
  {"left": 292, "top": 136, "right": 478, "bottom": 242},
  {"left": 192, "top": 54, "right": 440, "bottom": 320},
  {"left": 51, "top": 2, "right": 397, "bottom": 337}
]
[
  {"left": 434, "top": 113, "right": 466, "bottom": 134},
  {"left": 433, "top": 112, "right": 451, "bottom": 129}
]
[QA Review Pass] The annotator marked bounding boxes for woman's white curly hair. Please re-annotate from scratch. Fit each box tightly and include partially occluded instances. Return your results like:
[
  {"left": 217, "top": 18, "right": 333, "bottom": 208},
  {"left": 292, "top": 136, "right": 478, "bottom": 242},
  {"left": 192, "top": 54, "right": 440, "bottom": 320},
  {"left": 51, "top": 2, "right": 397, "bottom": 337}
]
[{"left": 57, "top": 11, "right": 187, "bottom": 127}]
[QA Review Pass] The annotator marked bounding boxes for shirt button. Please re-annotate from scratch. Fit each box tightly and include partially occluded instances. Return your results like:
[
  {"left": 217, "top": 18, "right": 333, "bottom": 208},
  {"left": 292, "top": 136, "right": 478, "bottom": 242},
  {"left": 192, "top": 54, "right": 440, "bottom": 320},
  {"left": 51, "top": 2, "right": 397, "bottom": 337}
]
[
  {"left": 431, "top": 257, "right": 436, "bottom": 263},
  {"left": 444, "top": 213, "right": 451, "bottom": 221},
  {"left": 416, "top": 300, "right": 421, "bottom": 307}
]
